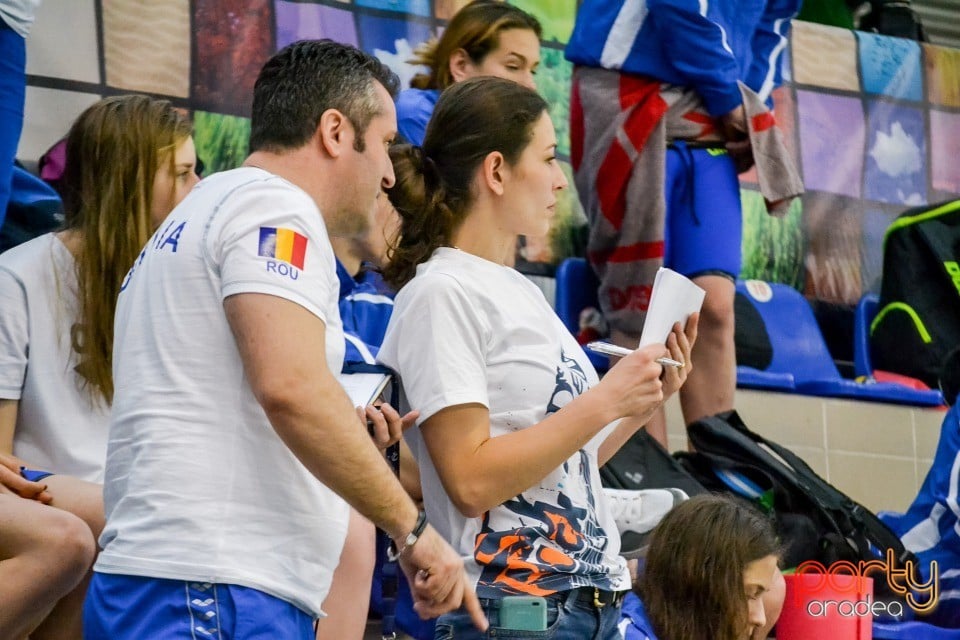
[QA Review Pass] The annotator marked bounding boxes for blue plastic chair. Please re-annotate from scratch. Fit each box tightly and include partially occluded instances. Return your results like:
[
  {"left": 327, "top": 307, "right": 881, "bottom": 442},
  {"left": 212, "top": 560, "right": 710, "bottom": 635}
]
[
  {"left": 737, "top": 280, "right": 944, "bottom": 407},
  {"left": 553, "top": 257, "right": 609, "bottom": 372},
  {"left": 854, "top": 294, "right": 880, "bottom": 379},
  {"left": 734, "top": 280, "right": 828, "bottom": 393}
]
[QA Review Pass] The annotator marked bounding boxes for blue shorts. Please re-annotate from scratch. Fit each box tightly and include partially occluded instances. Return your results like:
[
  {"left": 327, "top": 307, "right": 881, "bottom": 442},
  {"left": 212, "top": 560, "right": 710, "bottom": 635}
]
[
  {"left": 664, "top": 141, "right": 743, "bottom": 280},
  {"left": 83, "top": 573, "right": 315, "bottom": 640},
  {"left": 20, "top": 467, "right": 53, "bottom": 482}
]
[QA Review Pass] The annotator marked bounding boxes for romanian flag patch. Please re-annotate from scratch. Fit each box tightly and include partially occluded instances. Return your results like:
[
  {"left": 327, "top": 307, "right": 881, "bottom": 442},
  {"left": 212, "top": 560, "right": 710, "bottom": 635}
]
[{"left": 258, "top": 227, "right": 307, "bottom": 270}]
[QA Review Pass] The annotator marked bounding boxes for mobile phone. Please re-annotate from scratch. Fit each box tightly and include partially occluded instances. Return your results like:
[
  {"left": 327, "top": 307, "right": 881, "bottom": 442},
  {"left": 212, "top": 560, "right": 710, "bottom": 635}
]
[{"left": 499, "top": 595, "right": 547, "bottom": 631}]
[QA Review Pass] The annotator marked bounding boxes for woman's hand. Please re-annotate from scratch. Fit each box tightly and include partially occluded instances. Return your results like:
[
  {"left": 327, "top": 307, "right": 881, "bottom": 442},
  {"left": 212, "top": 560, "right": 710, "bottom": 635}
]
[
  {"left": 0, "top": 453, "right": 52, "bottom": 503},
  {"left": 661, "top": 313, "right": 699, "bottom": 400},
  {"left": 361, "top": 403, "right": 419, "bottom": 451},
  {"left": 597, "top": 343, "right": 668, "bottom": 423}
]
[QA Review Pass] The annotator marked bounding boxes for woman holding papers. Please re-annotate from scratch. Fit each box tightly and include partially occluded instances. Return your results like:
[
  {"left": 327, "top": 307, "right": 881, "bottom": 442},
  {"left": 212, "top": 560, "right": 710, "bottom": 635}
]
[{"left": 378, "top": 77, "right": 697, "bottom": 638}]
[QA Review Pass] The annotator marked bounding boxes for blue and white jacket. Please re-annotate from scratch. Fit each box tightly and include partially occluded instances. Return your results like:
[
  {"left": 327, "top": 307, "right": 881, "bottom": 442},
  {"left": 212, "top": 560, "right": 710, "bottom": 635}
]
[
  {"left": 337, "top": 260, "right": 395, "bottom": 365},
  {"left": 565, "top": 0, "right": 800, "bottom": 115},
  {"left": 619, "top": 591, "right": 660, "bottom": 640},
  {"left": 883, "top": 404, "right": 960, "bottom": 627}
]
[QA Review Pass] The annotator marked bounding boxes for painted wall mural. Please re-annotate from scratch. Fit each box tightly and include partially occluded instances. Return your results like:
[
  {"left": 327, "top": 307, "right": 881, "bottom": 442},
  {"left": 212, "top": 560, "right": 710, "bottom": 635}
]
[{"left": 17, "top": 2, "right": 960, "bottom": 306}]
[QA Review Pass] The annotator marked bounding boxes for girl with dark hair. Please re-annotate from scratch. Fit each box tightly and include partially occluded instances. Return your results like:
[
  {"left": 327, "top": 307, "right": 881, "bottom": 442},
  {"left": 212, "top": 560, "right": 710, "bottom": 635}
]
[
  {"left": 377, "top": 76, "right": 697, "bottom": 638},
  {"left": 396, "top": 0, "right": 542, "bottom": 145},
  {"left": 622, "top": 494, "right": 785, "bottom": 640}
]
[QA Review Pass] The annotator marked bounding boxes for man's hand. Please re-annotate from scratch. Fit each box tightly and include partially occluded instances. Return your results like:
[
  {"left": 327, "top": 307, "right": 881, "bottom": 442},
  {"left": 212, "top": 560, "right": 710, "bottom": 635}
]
[
  {"left": 720, "top": 104, "right": 754, "bottom": 174},
  {"left": 719, "top": 104, "right": 747, "bottom": 141},
  {"left": 362, "top": 403, "right": 419, "bottom": 451},
  {"left": 397, "top": 524, "right": 488, "bottom": 630},
  {"left": 0, "top": 453, "right": 52, "bottom": 503}
]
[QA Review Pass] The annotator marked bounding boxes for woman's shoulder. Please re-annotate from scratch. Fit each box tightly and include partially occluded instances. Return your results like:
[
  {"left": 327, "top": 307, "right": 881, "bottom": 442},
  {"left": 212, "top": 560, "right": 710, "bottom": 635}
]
[
  {"left": 396, "top": 263, "right": 466, "bottom": 303},
  {"left": 0, "top": 232, "right": 64, "bottom": 275},
  {"left": 394, "top": 253, "right": 494, "bottom": 309}
]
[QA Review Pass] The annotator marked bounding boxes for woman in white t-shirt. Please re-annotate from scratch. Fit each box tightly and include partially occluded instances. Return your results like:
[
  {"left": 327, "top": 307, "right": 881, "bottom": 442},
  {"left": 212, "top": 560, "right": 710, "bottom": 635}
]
[
  {"left": 378, "top": 77, "right": 697, "bottom": 639},
  {"left": 0, "top": 95, "right": 198, "bottom": 480},
  {"left": 0, "top": 94, "right": 198, "bottom": 640}
]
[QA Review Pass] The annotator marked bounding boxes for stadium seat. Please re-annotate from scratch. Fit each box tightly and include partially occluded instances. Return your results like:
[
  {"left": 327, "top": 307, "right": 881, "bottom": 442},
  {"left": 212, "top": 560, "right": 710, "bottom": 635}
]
[
  {"left": 854, "top": 294, "right": 880, "bottom": 379},
  {"left": 737, "top": 280, "right": 943, "bottom": 407},
  {"left": 553, "top": 257, "right": 609, "bottom": 372}
]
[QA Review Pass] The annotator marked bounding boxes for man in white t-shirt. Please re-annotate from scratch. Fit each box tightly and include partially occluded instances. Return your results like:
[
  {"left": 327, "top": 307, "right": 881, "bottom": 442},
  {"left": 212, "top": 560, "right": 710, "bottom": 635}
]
[{"left": 83, "top": 40, "right": 486, "bottom": 639}]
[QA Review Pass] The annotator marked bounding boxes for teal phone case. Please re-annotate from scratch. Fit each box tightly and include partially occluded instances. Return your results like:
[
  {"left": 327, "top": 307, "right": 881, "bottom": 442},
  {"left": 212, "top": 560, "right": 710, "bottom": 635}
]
[{"left": 499, "top": 595, "right": 548, "bottom": 631}]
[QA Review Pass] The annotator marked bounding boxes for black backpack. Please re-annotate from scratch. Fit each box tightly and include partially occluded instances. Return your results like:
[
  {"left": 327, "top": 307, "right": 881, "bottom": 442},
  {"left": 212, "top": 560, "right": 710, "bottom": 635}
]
[
  {"left": 676, "top": 410, "right": 915, "bottom": 574},
  {"left": 601, "top": 427, "right": 707, "bottom": 499},
  {"left": 871, "top": 199, "right": 960, "bottom": 390}
]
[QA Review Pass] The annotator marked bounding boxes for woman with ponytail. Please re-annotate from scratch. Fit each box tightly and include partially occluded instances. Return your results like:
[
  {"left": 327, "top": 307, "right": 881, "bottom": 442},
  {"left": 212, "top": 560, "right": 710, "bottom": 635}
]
[
  {"left": 377, "top": 77, "right": 698, "bottom": 639},
  {"left": 396, "top": 0, "right": 542, "bottom": 145}
]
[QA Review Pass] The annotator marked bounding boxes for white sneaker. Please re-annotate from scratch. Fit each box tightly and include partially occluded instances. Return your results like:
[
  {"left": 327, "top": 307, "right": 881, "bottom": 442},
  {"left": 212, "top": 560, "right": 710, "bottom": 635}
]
[{"left": 603, "top": 487, "right": 689, "bottom": 559}]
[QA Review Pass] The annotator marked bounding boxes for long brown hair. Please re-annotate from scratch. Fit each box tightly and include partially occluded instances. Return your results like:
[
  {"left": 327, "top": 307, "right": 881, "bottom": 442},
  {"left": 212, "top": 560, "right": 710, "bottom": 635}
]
[
  {"left": 382, "top": 77, "right": 547, "bottom": 289},
  {"left": 61, "top": 94, "right": 192, "bottom": 404},
  {"left": 409, "top": 0, "right": 541, "bottom": 90},
  {"left": 640, "top": 494, "right": 781, "bottom": 640}
]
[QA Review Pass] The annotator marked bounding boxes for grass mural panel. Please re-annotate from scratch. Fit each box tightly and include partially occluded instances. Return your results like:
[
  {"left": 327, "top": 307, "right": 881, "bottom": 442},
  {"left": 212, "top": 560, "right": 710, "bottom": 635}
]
[
  {"left": 193, "top": 111, "right": 251, "bottom": 176},
  {"left": 539, "top": 47, "right": 572, "bottom": 159},
  {"left": 740, "top": 189, "right": 804, "bottom": 290}
]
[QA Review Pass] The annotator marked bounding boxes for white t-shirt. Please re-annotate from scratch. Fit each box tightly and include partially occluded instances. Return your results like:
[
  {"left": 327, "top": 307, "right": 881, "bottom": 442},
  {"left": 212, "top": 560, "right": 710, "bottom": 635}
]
[
  {"left": 0, "top": 233, "right": 110, "bottom": 481},
  {"left": 95, "top": 168, "right": 348, "bottom": 617},
  {"left": 0, "top": 0, "right": 42, "bottom": 37},
  {"left": 378, "top": 248, "right": 629, "bottom": 599}
]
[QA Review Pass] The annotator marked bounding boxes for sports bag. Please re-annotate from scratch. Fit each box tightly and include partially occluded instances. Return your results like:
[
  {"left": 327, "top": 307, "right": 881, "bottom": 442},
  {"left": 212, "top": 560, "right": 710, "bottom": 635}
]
[
  {"left": 677, "top": 410, "right": 915, "bottom": 573},
  {"left": 871, "top": 199, "right": 960, "bottom": 390},
  {"left": 601, "top": 427, "right": 706, "bottom": 498}
]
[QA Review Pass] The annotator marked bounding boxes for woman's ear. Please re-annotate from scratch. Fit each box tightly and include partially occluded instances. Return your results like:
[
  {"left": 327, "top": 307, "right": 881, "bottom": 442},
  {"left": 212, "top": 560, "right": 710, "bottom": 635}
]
[
  {"left": 481, "top": 151, "right": 506, "bottom": 196},
  {"left": 317, "top": 108, "right": 349, "bottom": 158},
  {"left": 448, "top": 48, "right": 474, "bottom": 84}
]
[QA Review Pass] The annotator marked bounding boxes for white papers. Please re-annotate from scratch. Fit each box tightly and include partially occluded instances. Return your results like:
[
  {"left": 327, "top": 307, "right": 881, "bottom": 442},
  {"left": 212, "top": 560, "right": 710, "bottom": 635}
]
[
  {"left": 336, "top": 372, "right": 392, "bottom": 408},
  {"left": 638, "top": 267, "right": 706, "bottom": 347}
]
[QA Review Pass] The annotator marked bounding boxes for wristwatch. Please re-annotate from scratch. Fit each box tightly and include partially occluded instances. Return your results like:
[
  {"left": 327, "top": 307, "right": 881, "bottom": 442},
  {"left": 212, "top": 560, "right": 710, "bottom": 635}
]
[{"left": 388, "top": 509, "right": 427, "bottom": 561}]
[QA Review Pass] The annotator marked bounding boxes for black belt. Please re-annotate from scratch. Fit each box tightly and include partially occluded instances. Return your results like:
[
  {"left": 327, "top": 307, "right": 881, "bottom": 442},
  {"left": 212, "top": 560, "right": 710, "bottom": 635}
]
[
  {"left": 568, "top": 586, "right": 626, "bottom": 609},
  {"left": 667, "top": 139, "right": 726, "bottom": 150}
]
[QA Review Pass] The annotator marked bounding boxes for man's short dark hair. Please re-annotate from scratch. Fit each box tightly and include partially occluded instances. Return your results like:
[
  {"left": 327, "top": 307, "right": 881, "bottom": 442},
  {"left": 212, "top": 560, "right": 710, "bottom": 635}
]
[{"left": 250, "top": 40, "right": 400, "bottom": 153}]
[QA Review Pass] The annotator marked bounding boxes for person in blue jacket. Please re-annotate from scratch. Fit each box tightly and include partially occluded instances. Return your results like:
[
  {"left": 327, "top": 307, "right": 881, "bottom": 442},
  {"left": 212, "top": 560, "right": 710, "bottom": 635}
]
[
  {"left": 396, "top": 0, "right": 541, "bottom": 145},
  {"left": 882, "top": 378, "right": 960, "bottom": 628},
  {"left": 320, "top": 194, "right": 431, "bottom": 640},
  {"left": 335, "top": 209, "right": 398, "bottom": 366},
  {"left": 565, "top": 0, "right": 801, "bottom": 446}
]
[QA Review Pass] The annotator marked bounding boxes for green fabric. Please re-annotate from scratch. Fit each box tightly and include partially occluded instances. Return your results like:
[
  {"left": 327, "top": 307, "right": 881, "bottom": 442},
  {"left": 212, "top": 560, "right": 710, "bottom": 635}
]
[{"left": 797, "top": 0, "right": 855, "bottom": 28}]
